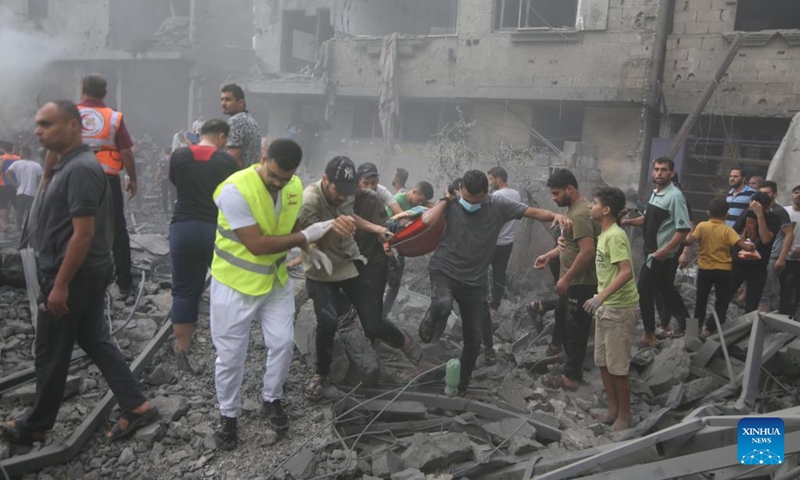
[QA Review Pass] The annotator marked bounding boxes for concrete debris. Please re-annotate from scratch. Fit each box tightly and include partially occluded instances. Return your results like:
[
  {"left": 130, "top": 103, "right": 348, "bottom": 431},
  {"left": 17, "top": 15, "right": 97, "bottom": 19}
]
[
  {"left": 371, "top": 449, "right": 404, "bottom": 478},
  {"left": 284, "top": 447, "right": 318, "bottom": 480},
  {"left": 560, "top": 428, "right": 596, "bottom": 451},
  {"left": 390, "top": 468, "right": 425, "bottom": 480},
  {"left": 482, "top": 417, "right": 537, "bottom": 445},
  {"left": 149, "top": 395, "right": 189, "bottom": 422},
  {"left": 644, "top": 338, "right": 691, "bottom": 395},
  {"left": 401, "top": 432, "right": 473, "bottom": 472},
  {"left": 118, "top": 447, "right": 136, "bottom": 465}
]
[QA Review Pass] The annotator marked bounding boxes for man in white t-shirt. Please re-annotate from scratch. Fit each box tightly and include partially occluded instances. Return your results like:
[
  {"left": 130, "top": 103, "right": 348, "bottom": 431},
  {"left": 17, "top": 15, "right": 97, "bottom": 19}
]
[
  {"left": 487, "top": 167, "right": 521, "bottom": 315},
  {"left": 780, "top": 184, "right": 800, "bottom": 316},
  {"left": 355, "top": 162, "right": 403, "bottom": 216},
  {"left": 6, "top": 146, "right": 42, "bottom": 230}
]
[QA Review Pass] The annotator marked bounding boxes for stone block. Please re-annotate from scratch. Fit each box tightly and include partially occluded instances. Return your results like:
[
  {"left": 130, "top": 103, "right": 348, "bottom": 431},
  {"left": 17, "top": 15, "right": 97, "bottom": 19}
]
[
  {"left": 644, "top": 338, "right": 690, "bottom": 395},
  {"left": 482, "top": 417, "right": 537, "bottom": 444},
  {"left": 372, "top": 450, "right": 404, "bottom": 478},
  {"left": 391, "top": 469, "right": 425, "bottom": 480},
  {"left": 401, "top": 432, "right": 473, "bottom": 472},
  {"left": 285, "top": 447, "right": 318, "bottom": 480},
  {"left": 135, "top": 423, "right": 165, "bottom": 446},
  {"left": 150, "top": 395, "right": 190, "bottom": 422}
]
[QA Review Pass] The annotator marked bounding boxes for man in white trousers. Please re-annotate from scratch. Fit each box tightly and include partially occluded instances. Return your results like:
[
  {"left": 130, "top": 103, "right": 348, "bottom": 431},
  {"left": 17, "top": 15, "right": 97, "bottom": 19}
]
[{"left": 209, "top": 138, "right": 354, "bottom": 450}]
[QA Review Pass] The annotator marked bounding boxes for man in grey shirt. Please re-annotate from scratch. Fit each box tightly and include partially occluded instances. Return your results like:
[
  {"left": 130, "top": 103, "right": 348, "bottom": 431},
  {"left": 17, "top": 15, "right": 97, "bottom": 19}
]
[
  {"left": 487, "top": 166, "right": 521, "bottom": 315},
  {"left": 221, "top": 83, "right": 261, "bottom": 167},
  {"left": 1, "top": 101, "right": 156, "bottom": 445},
  {"left": 419, "top": 170, "right": 568, "bottom": 395}
]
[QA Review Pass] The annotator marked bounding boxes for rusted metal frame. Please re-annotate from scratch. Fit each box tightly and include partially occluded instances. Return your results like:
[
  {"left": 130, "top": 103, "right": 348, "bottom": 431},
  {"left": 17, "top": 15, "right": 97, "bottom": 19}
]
[{"left": 0, "top": 321, "right": 173, "bottom": 477}]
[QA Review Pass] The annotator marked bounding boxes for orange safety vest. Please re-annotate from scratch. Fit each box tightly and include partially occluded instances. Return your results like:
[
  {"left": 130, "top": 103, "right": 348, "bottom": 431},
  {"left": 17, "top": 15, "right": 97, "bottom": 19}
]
[
  {"left": 78, "top": 106, "right": 123, "bottom": 175},
  {"left": 0, "top": 153, "right": 20, "bottom": 186}
]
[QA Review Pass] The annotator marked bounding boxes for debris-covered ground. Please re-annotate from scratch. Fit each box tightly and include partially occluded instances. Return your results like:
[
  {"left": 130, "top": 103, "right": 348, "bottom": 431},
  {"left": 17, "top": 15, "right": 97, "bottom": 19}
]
[{"left": 2, "top": 204, "right": 800, "bottom": 479}]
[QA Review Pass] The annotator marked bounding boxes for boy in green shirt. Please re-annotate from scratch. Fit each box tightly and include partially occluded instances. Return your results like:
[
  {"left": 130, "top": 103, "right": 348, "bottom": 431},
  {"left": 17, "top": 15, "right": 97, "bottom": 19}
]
[{"left": 584, "top": 187, "right": 639, "bottom": 431}]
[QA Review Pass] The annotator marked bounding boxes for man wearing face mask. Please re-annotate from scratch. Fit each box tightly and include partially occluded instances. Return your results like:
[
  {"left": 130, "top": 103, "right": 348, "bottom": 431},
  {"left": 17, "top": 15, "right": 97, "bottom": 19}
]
[{"left": 418, "top": 170, "right": 570, "bottom": 396}]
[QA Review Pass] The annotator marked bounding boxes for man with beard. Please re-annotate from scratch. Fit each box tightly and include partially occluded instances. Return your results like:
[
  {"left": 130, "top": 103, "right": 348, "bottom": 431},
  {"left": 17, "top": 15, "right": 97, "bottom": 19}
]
[
  {"left": 622, "top": 158, "right": 691, "bottom": 347},
  {"left": 726, "top": 168, "right": 757, "bottom": 227}
]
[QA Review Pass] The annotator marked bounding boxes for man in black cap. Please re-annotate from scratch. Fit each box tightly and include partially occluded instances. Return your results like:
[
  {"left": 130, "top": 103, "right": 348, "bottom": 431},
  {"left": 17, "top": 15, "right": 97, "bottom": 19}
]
[
  {"left": 355, "top": 162, "right": 403, "bottom": 215},
  {"left": 298, "top": 156, "right": 421, "bottom": 401}
]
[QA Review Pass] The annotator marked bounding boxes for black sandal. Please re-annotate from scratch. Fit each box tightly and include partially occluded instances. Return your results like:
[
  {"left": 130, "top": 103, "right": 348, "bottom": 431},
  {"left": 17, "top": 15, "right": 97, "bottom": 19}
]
[
  {"left": 106, "top": 407, "right": 159, "bottom": 441},
  {"left": 0, "top": 421, "right": 46, "bottom": 445}
]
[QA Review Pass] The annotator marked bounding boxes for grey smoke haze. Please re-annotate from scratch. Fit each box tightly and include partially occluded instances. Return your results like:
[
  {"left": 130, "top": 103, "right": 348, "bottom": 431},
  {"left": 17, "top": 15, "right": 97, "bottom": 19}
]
[{"left": 0, "top": 7, "right": 70, "bottom": 139}]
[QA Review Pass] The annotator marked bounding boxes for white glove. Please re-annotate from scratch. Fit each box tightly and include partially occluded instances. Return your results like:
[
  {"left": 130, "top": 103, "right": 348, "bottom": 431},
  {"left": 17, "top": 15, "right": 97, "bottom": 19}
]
[
  {"left": 307, "top": 246, "right": 333, "bottom": 276},
  {"left": 583, "top": 295, "right": 603, "bottom": 315},
  {"left": 301, "top": 219, "right": 334, "bottom": 244}
]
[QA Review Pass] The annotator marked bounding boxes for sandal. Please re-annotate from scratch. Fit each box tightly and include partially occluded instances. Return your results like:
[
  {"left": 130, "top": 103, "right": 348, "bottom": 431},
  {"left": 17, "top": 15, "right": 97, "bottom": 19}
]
[
  {"left": 107, "top": 407, "right": 159, "bottom": 441},
  {"left": 401, "top": 332, "right": 423, "bottom": 366},
  {"left": 540, "top": 374, "right": 578, "bottom": 391},
  {"left": 304, "top": 374, "right": 326, "bottom": 402},
  {"left": 0, "top": 421, "right": 46, "bottom": 445},
  {"left": 526, "top": 301, "right": 545, "bottom": 333}
]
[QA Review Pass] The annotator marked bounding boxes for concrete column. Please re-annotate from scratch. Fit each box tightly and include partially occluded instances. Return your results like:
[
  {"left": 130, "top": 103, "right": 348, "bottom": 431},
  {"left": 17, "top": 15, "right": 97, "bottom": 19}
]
[{"left": 115, "top": 64, "right": 124, "bottom": 111}]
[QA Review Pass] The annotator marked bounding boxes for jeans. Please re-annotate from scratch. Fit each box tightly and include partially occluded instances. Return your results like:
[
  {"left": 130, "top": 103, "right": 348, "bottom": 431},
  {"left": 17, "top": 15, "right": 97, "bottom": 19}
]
[
  {"left": 362, "top": 258, "right": 389, "bottom": 340},
  {"left": 307, "top": 263, "right": 405, "bottom": 376},
  {"left": 563, "top": 284, "right": 597, "bottom": 381},
  {"left": 779, "top": 261, "right": 800, "bottom": 316},
  {"left": 107, "top": 175, "right": 132, "bottom": 289},
  {"left": 638, "top": 255, "right": 688, "bottom": 334},
  {"left": 696, "top": 269, "right": 732, "bottom": 331},
  {"left": 383, "top": 255, "right": 405, "bottom": 319},
  {"left": 730, "top": 261, "right": 767, "bottom": 314},
  {"left": 15, "top": 194, "right": 34, "bottom": 232},
  {"left": 423, "top": 271, "right": 487, "bottom": 391},
  {"left": 27, "top": 265, "right": 146, "bottom": 430},
  {"left": 489, "top": 243, "right": 514, "bottom": 310},
  {"left": 170, "top": 220, "right": 215, "bottom": 324}
]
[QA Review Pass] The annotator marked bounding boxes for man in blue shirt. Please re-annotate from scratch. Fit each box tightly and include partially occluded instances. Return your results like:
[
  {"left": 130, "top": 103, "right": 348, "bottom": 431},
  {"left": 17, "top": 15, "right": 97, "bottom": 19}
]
[{"left": 726, "top": 167, "right": 756, "bottom": 227}]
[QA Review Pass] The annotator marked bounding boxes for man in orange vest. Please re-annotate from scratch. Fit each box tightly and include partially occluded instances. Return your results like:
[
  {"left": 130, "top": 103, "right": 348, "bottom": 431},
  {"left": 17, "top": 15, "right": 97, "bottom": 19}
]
[
  {"left": 0, "top": 141, "right": 21, "bottom": 233},
  {"left": 77, "top": 74, "right": 138, "bottom": 293}
]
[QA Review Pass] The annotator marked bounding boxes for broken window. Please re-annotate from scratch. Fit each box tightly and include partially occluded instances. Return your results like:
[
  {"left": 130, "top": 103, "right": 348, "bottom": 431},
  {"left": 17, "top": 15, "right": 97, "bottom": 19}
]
[
  {"left": 530, "top": 105, "right": 584, "bottom": 150},
  {"left": 401, "top": 103, "right": 470, "bottom": 143},
  {"left": 735, "top": 0, "right": 800, "bottom": 31},
  {"left": 281, "top": 9, "right": 334, "bottom": 74},
  {"left": 27, "top": 0, "right": 47, "bottom": 20},
  {"left": 334, "top": 0, "right": 458, "bottom": 36},
  {"left": 494, "top": 0, "right": 579, "bottom": 30}
]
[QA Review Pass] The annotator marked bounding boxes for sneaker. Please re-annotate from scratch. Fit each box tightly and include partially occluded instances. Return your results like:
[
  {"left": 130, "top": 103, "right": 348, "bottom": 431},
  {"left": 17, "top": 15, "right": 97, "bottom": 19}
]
[
  {"left": 262, "top": 399, "right": 289, "bottom": 433},
  {"left": 213, "top": 415, "right": 237, "bottom": 451}
]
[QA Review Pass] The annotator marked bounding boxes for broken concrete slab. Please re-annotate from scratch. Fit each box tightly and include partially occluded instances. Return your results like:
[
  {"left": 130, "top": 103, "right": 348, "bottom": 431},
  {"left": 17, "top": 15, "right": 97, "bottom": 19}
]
[
  {"left": 499, "top": 374, "right": 530, "bottom": 410},
  {"left": 644, "top": 338, "right": 690, "bottom": 395},
  {"left": 342, "top": 397, "right": 427, "bottom": 418},
  {"left": 134, "top": 422, "right": 165, "bottom": 446},
  {"left": 401, "top": 432, "right": 473, "bottom": 472},
  {"left": 680, "top": 377, "right": 718, "bottom": 405},
  {"left": 560, "top": 428, "right": 596, "bottom": 451},
  {"left": 482, "top": 417, "right": 537, "bottom": 444},
  {"left": 371, "top": 450, "right": 404, "bottom": 478},
  {"left": 508, "top": 436, "right": 544, "bottom": 455},
  {"left": 284, "top": 447, "right": 318, "bottom": 480},
  {"left": 390, "top": 469, "right": 425, "bottom": 480},
  {"left": 149, "top": 395, "right": 189, "bottom": 422},
  {"left": 690, "top": 339, "right": 720, "bottom": 368},
  {"left": 129, "top": 234, "right": 170, "bottom": 256}
]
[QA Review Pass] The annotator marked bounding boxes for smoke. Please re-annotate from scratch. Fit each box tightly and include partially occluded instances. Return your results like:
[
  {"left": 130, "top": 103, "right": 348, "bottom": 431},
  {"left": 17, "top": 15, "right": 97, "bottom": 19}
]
[{"left": 0, "top": 7, "right": 71, "bottom": 141}]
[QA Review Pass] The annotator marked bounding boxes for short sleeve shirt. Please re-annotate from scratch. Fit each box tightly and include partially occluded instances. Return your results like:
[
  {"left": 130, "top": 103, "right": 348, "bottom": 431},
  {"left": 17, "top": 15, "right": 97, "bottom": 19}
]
[
  {"left": 226, "top": 111, "right": 261, "bottom": 167},
  {"left": 354, "top": 189, "right": 389, "bottom": 266},
  {"left": 7, "top": 160, "right": 42, "bottom": 196},
  {"left": 785, "top": 205, "right": 800, "bottom": 261},
  {"left": 692, "top": 219, "right": 741, "bottom": 270},
  {"left": 297, "top": 180, "right": 362, "bottom": 282},
  {"left": 385, "top": 191, "right": 412, "bottom": 217},
  {"left": 170, "top": 145, "right": 239, "bottom": 224},
  {"left": 492, "top": 188, "right": 522, "bottom": 246},
  {"left": 769, "top": 204, "right": 792, "bottom": 259},
  {"left": 726, "top": 186, "right": 756, "bottom": 227},
  {"left": 429, "top": 195, "right": 528, "bottom": 286},
  {"left": 559, "top": 198, "right": 601, "bottom": 285},
  {"left": 643, "top": 183, "right": 691, "bottom": 257},
  {"left": 733, "top": 210, "right": 781, "bottom": 267},
  {"left": 595, "top": 223, "right": 639, "bottom": 307},
  {"left": 36, "top": 145, "right": 112, "bottom": 276}
]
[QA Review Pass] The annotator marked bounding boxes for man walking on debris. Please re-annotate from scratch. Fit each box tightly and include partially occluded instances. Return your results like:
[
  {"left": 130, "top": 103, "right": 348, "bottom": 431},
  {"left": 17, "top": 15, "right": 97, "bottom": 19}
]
[
  {"left": 0, "top": 101, "right": 157, "bottom": 445},
  {"left": 487, "top": 166, "right": 521, "bottom": 317},
  {"left": 418, "top": 169, "right": 569, "bottom": 396},
  {"left": 622, "top": 158, "right": 691, "bottom": 346},
  {"left": 299, "top": 157, "right": 422, "bottom": 401},
  {"left": 0, "top": 141, "right": 20, "bottom": 233},
  {"left": 168, "top": 120, "right": 239, "bottom": 372},
  {"left": 780, "top": 185, "right": 800, "bottom": 317},
  {"left": 6, "top": 146, "right": 42, "bottom": 231},
  {"left": 584, "top": 187, "right": 639, "bottom": 431},
  {"left": 757, "top": 181, "right": 794, "bottom": 313},
  {"left": 220, "top": 83, "right": 261, "bottom": 167},
  {"left": 539, "top": 169, "right": 600, "bottom": 391},
  {"left": 209, "top": 138, "right": 343, "bottom": 449}
]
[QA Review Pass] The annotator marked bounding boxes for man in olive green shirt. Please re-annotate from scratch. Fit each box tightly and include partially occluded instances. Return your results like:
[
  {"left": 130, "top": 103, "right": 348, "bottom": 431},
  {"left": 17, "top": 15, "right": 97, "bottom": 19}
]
[{"left": 537, "top": 169, "right": 600, "bottom": 391}]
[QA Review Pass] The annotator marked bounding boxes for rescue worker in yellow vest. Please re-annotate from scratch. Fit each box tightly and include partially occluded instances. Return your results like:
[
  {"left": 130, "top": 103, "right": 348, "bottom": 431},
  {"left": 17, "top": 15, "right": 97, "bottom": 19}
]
[
  {"left": 210, "top": 139, "right": 355, "bottom": 450},
  {"left": 43, "top": 74, "right": 138, "bottom": 293},
  {"left": 0, "top": 142, "right": 20, "bottom": 232}
]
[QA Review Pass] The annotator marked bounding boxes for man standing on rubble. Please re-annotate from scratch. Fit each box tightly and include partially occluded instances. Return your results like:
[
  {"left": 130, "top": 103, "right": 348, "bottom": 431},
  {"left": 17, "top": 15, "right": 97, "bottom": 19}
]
[
  {"left": 0, "top": 101, "right": 157, "bottom": 445},
  {"left": 757, "top": 181, "right": 794, "bottom": 313},
  {"left": 726, "top": 167, "right": 756, "bottom": 227},
  {"left": 220, "top": 84, "right": 261, "bottom": 167},
  {"left": 487, "top": 166, "right": 521, "bottom": 316},
  {"left": 210, "top": 138, "right": 347, "bottom": 449},
  {"left": 299, "top": 157, "right": 422, "bottom": 402},
  {"left": 6, "top": 146, "right": 43, "bottom": 231},
  {"left": 538, "top": 169, "right": 600, "bottom": 391},
  {"left": 621, "top": 158, "right": 691, "bottom": 347},
  {"left": 780, "top": 185, "right": 800, "bottom": 317},
  {"left": 0, "top": 141, "right": 20, "bottom": 233},
  {"left": 168, "top": 120, "right": 239, "bottom": 371},
  {"left": 418, "top": 170, "right": 569, "bottom": 396}
]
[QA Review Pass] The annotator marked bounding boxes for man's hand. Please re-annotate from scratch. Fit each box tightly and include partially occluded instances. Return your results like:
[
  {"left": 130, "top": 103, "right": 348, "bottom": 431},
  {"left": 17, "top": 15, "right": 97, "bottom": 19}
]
[
  {"left": 776, "top": 257, "right": 786, "bottom": 271},
  {"left": 750, "top": 200, "right": 763, "bottom": 217},
  {"left": 332, "top": 216, "right": 356, "bottom": 237},
  {"left": 555, "top": 277, "right": 569, "bottom": 297},
  {"left": 301, "top": 219, "right": 334, "bottom": 244},
  {"left": 127, "top": 179, "right": 137, "bottom": 198},
  {"left": 533, "top": 254, "right": 550, "bottom": 270},
  {"left": 552, "top": 214, "right": 572, "bottom": 233},
  {"left": 652, "top": 249, "right": 668, "bottom": 261},
  {"left": 378, "top": 228, "right": 394, "bottom": 242},
  {"left": 678, "top": 251, "right": 691, "bottom": 269},
  {"left": 47, "top": 284, "right": 69, "bottom": 316},
  {"left": 556, "top": 235, "right": 567, "bottom": 254},
  {"left": 307, "top": 246, "right": 333, "bottom": 275},
  {"left": 584, "top": 295, "right": 603, "bottom": 315}
]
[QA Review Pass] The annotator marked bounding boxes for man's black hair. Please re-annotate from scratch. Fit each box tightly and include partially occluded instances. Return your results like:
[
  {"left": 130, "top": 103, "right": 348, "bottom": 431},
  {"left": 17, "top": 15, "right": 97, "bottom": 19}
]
[
  {"left": 487, "top": 166, "right": 508, "bottom": 183},
  {"left": 266, "top": 138, "right": 302, "bottom": 170},
  {"left": 751, "top": 191, "right": 771, "bottom": 209},
  {"left": 546, "top": 168, "right": 578, "bottom": 190},
  {"left": 221, "top": 83, "right": 245, "bottom": 102},
  {"left": 594, "top": 187, "right": 626, "bottom": 224},
  {"left": 82, "top": 74, "right": 107, "bottom": 99},
  {"left": 653, "top": 157, "right": 675, "bottom": 171},
  {"left": 200, "top": 119, "right": 230, "bottom": 137},
  {"left": 462, "top": 170, "right": 488, "bottom": 195},
  {"left": 413, "top": 181, "right": 434, "bottom": 200},
  {"left": 730, "top": 166, "right": 745, "bottom": 177},
  {"left": 395, "top": 167, "right": 409, "bottom": 187},
  {"left": 760, "top": 180, "right": 778, "bottom": 194},
  {"left": 52, "top": 100, "right": 82, "bottom": 123},
  {"left": 708, "top": 198, "right": 728, "bottom": 219}
]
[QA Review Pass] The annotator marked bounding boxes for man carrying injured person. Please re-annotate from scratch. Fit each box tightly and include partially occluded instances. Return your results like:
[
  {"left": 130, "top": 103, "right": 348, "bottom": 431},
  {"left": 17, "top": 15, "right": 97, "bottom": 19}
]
[{"left": 418, "top": 169, "right": 570, "bottom": 396}]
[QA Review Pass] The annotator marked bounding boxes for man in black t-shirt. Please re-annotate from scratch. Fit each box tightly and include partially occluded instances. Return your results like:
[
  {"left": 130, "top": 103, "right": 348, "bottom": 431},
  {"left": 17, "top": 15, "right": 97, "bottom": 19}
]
[{"left": 169, "top": 119, "right": 239, "bottom": 370}]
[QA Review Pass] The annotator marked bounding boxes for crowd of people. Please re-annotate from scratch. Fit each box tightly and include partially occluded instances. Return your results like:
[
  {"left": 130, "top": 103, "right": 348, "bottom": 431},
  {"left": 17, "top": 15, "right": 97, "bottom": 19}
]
[{"left": 1, "top": 72, "right": 798, "bottom": 450}]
